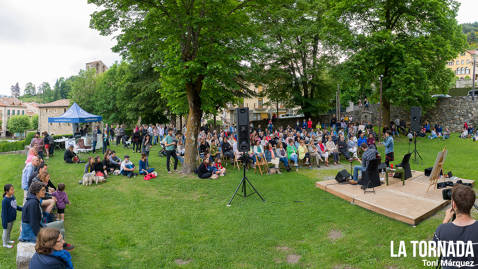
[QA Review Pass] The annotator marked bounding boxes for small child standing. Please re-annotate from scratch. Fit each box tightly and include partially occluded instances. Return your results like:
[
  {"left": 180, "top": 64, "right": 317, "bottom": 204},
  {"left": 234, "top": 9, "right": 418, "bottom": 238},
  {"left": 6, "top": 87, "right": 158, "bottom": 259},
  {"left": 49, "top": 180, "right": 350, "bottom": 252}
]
[
  {"left": 2, "top": 184, "right": 22, "bottom": 248},
  {"left": 52, "top": 184, "right": 70, "bottom": 221}
]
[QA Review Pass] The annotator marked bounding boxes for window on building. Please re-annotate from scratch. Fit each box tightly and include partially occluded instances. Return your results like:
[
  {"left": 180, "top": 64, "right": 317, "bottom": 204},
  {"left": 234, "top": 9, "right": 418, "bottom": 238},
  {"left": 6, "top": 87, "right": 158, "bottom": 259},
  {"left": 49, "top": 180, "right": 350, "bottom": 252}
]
[
  {"left": 461, "top": 53, "right": 466, "bottom": 56},
  {"left": 258, "top": 98, "right": 263, "bottom": 108},
  {"left": 64, "top": 108, "right": 66, "bottom": 112},
  {"left": 456, "top": 60, "right": 460, "bottom": 65},
  {"left": 17, "top": 110, "right": 20, "bottom": 115},
  {"left": 462, "top": 60, "right": 465, "bottom": 65},
  {"left": 12, "top": 110, "right": 15, "bottom": 115},
  {"left": 22, "top": 110, "right": 24, "bottom": 115},
  {"left": 7, "top": 110, "right": 10, "bottom": 115}
]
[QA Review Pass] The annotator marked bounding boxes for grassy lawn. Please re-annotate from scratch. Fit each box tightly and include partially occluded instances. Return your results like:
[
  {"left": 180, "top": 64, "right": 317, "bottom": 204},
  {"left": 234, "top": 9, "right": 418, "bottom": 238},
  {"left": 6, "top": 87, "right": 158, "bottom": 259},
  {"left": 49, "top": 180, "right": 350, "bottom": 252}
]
[{"left": 0, "top": 134, "right": 477, "bottom": 268}]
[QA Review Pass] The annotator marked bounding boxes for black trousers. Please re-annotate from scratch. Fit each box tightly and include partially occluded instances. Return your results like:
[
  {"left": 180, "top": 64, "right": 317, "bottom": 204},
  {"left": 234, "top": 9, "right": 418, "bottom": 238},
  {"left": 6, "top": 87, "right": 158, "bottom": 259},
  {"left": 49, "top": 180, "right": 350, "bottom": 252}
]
[{"left": 166, "top": 150, "right": 178, "bottom": 171}]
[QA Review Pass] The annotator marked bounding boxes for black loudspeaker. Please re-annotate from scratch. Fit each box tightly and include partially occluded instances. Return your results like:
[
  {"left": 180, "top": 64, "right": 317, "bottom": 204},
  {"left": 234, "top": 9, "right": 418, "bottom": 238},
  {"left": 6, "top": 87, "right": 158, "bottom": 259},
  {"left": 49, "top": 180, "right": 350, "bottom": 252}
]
[
  {"left": 236, "top": 108, "right": 250, "bottom": 152},
  {"left": 335, "top": 169, "right": 351, "bottom": 183},
  {"left": 410, "top": 106, "right": 422, "bottom": 132}
]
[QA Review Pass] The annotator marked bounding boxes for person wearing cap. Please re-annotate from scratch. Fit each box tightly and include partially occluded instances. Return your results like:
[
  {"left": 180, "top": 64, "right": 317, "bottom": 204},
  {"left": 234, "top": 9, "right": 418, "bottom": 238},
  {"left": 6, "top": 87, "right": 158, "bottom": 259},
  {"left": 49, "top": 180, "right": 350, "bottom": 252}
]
[{"left": 120, "top": 155, "right": 136, "bottom": 178}]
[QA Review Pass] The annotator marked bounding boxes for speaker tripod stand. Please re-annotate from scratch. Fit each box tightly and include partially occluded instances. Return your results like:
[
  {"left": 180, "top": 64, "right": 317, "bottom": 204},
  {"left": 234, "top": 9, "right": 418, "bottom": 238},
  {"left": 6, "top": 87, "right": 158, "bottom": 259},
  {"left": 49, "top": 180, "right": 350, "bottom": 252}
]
[
  {"left": 412, "top": 132, "right": 422, "bottom": 163},
  {"left": 227, "top": 153, "right": 265, "bottom": 206}
]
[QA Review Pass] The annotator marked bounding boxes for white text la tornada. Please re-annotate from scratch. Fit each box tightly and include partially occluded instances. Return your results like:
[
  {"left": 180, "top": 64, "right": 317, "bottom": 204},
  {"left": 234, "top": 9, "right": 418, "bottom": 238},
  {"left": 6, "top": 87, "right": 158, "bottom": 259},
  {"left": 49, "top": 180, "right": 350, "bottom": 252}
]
[{"left": 390, "top": 240, "right": 475, "bottom": 258}]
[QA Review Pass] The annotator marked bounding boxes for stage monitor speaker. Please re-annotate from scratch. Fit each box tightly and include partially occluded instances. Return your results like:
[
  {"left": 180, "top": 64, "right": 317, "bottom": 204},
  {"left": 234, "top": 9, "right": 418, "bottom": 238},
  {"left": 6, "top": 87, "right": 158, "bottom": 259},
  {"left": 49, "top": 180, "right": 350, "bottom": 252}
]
[
  {"left": 236, "top": 108, "right": 250, "bottom": 152},
  {"left": 335, "top": 169, "right": 351, "bottom": 183},
  {"left": 410, "top": 106, "right": 422, "bottom": 133}
]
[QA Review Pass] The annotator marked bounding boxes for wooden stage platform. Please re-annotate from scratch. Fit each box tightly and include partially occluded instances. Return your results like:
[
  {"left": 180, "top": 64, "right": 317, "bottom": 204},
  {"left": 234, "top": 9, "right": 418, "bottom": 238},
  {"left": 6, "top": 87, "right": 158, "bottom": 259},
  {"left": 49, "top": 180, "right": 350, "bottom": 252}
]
[{"left": 316, "top": 171, "right": 474, "bottom": 225}]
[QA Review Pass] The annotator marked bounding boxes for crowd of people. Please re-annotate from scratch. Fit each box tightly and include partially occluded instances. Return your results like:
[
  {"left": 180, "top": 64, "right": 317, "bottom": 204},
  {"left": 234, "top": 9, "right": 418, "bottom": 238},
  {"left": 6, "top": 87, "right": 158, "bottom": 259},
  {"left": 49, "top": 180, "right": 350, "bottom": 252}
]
[
  {"left": 5, "top": 116, "right": 478, "bottom": 267},
  {"left": 1, "top": 131, "right": 74, "bottom": 267}
]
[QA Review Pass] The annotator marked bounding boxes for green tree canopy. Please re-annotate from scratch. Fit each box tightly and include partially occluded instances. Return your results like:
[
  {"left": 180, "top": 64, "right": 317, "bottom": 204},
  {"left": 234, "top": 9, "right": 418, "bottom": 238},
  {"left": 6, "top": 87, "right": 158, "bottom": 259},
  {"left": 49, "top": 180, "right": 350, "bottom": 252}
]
[
  {"left": 89, "top": 0, "right": 262, "bottom": 172},
  {"left": 7, "top": 115, "right": 31, "bottom": 135},
  {"left": 331, "top": 0, "right": 467, "bottom": 126},
  {"left": 253, "top": 0, "right": 336, "bottom": 118}
]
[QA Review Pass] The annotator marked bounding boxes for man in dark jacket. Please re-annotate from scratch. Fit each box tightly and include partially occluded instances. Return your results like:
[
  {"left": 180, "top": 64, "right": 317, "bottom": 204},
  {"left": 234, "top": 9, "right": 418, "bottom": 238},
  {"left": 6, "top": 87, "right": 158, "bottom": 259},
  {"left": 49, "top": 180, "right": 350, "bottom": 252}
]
[
  {"left": 221, "top": 139, "right": 234, "bottom": 165},
  {"left": 19, "top": 182, "right": 45, "bottom": 242},
  {"left": 19, "top": 182, "right": 74, "bottom": 250},
  {"left": 63, "top": 145, "right": 79, "bottom": 163}
]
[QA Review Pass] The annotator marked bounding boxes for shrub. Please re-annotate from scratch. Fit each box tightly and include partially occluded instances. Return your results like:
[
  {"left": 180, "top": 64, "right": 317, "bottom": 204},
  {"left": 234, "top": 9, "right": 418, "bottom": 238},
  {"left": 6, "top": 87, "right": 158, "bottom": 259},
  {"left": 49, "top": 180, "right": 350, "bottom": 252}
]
[
  {"left": 31, "top": 115, "right": 39, "bottom": 130},
  {"left": 0, "top": 140, "right": 25, "bottom": 153},
  {"left": 25, "top": 132, "right": 36, "bottom": 145}
]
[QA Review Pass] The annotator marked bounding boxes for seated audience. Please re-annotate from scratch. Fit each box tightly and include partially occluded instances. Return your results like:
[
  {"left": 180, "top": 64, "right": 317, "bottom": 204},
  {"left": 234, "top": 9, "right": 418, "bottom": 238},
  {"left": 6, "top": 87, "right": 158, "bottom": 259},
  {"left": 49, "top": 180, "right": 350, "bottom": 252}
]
[
  {"left": 325, "top": 136, "right": 339, "bottom": 165},
  {"left": 275, "top": 142, "right": 291, "bottom": 172},
  {"left": 297, "top": 140, "right": 311, "bottom": 167}
]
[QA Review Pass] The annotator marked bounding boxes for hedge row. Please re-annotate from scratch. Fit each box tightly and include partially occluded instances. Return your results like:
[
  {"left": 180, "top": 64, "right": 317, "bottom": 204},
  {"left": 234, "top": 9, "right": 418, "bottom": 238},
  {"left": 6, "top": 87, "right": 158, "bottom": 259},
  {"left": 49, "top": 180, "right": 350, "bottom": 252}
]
[{"left": 0, "top": 140, "right": 25, "bottom": 153}]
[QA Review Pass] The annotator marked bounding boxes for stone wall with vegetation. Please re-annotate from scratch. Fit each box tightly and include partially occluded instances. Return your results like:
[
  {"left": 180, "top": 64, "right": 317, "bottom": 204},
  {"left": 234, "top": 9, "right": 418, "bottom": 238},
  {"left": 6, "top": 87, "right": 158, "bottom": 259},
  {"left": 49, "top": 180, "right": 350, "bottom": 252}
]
[{"left": 251, "top": 96, "right": 477, "bottom": 133}]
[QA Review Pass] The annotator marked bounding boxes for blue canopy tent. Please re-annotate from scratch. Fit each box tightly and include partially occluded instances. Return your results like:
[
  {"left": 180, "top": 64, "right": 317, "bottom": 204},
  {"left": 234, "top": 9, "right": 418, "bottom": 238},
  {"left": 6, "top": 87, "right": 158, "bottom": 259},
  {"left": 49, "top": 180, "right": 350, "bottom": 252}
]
[
  {"left": 48, "top": 103, "right": 103, "bottom": 150},
  {"left": 48, "top": 102, "right": 102, "bottom": 123}
]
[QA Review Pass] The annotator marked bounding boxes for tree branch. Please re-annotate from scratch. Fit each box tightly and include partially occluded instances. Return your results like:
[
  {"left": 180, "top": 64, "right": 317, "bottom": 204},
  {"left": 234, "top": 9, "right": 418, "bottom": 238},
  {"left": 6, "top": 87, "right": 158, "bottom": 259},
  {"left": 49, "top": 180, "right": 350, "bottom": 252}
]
[{"left": 228, "top": 0, "right": 254, "bottom": 15}]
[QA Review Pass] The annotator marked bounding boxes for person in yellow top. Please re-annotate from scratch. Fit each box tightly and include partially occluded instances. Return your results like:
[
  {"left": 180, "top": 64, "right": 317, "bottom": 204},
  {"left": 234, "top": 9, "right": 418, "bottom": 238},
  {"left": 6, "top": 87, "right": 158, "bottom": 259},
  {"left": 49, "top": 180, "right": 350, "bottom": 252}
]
[{"left": 297, "top": 140, "right": 311, "bottom": 167}]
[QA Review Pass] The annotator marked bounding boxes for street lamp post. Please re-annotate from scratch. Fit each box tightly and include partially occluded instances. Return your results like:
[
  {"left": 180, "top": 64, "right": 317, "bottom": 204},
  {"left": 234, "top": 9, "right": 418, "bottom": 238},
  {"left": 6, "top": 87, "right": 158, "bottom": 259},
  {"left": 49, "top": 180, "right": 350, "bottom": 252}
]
[
  {"left": 472, "top": 52, "right": 477, "bottom": 93},
  {"left": 379, "top": 75, "right": 383, "bottom": 141}
]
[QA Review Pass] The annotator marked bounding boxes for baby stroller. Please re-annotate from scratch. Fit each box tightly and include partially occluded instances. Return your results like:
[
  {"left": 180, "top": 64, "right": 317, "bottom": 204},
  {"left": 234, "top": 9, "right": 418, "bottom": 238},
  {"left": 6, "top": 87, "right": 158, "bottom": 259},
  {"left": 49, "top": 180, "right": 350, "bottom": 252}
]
[
  {"left": 122, "top": 135, "right": 131, "bottom": 148},
  {"left": 158, "top": 143, "right": 167, "bottom": 157}
]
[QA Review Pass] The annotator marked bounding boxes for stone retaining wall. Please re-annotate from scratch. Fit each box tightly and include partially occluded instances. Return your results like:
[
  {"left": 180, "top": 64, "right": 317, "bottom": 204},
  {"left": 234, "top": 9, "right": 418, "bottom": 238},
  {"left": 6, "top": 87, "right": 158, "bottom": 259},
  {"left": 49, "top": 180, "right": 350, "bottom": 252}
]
[{"left": 251, "top": 96, "right": 477, "bottom": 133}]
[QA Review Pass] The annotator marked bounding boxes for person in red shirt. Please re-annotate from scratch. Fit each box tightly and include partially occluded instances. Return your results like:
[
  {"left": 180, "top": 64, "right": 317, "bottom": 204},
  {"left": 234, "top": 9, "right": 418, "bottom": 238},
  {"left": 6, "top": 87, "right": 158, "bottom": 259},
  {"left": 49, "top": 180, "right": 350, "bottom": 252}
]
[
  {"left": 214, "top": 157, "right": 226, "bottom": 176},
  {"left": 307, "top": 118, "right": 313, "bottom": 130}
]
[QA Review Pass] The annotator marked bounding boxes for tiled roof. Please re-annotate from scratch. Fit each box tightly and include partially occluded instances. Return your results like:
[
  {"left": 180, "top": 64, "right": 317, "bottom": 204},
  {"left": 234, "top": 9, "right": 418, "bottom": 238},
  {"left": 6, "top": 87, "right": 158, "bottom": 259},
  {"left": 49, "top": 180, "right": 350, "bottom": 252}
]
[
  {"left": 0, "top": 97, "right": 24, "bottom": 107},
  {"left": 37, "top": 99, "right": 70, "bottom": 108}
]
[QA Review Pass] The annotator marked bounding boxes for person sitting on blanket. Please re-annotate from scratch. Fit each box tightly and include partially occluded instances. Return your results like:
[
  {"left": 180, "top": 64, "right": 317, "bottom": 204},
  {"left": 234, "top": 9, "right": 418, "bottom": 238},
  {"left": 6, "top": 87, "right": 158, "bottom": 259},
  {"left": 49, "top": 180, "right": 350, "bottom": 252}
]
[
  {"left": 120, "top": 155, "right": 137, "bottom": 178},
  {"left": 139, "top": 153, "right": 155, "bottom": 175}
]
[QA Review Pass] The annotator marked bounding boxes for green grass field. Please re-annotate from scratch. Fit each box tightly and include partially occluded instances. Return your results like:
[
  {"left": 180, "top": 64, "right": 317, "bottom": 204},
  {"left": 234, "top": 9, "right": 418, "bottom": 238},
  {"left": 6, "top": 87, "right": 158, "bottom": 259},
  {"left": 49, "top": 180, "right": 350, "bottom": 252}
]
[{"left": 0, "top": 134, "right": 477, "bottom": 268}]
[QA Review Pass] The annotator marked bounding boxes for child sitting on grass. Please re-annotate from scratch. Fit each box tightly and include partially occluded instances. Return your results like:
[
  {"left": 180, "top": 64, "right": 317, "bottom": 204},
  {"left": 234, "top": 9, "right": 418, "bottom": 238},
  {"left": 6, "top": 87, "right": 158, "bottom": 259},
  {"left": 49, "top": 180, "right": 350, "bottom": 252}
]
[
  {"left": 214, "top": 157, "right": 226, "bottom": 176},
  {"left": 2, "top": 184, "right": 22, "bottom": 248},
  {"left": 52, "top": 184, "right": 70, "bottom": 221}
]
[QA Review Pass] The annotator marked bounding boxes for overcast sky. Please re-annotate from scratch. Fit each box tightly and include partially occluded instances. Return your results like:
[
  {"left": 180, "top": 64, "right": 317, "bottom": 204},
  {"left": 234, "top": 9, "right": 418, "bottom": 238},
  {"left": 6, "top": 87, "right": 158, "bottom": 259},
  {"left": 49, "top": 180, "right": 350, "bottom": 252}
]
[{"left": 0, "top": 0, "right": 477, "bottom": 96}]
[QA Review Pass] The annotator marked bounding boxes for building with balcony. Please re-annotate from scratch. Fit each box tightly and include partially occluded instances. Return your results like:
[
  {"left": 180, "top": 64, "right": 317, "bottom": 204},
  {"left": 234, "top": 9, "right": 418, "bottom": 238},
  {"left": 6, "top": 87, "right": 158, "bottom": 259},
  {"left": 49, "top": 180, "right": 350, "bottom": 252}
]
[
  {"left": 224, "top": 85, "right": 299, "bottom": 124},
  {"left": 446, "top": 50, "right": 478, "bottom": 82}
]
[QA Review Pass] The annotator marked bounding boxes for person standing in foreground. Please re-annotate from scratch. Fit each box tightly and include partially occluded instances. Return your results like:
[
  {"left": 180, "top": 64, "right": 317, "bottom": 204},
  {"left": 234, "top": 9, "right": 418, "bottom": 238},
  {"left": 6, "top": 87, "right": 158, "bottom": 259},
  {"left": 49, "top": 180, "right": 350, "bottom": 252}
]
[
  {"left": 162, "top": 128, "right": 178, "bottom": 174},
  {"left": 434, "top": 185, "right": 478, "bottom": 267},
  {"left": 2, "top": 184, "right": 22, "bottom": 248}
]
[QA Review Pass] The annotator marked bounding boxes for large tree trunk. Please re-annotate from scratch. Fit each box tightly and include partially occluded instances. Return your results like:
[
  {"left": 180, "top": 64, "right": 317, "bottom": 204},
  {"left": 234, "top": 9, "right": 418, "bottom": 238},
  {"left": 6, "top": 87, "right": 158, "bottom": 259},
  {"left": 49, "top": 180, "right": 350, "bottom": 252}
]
[{"left": 183, "top": 79, "right": 203, "bottom": 174}]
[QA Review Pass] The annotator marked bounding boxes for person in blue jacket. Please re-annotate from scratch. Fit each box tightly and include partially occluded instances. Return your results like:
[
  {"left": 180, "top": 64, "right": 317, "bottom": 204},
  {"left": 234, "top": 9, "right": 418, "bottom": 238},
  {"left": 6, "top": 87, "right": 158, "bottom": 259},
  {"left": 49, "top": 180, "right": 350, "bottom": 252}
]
[
  {"left": 30, "top": 227, "right": 73, "bottom": 269},
  {"left": 138, "top": 153, "right": 155, "bottom": 175},
  {"left": 2, "top": 184, "right": 22, "bottom": 248},
  {"left": 382, "top": 130, "right": 394, "bottom": 167}
]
